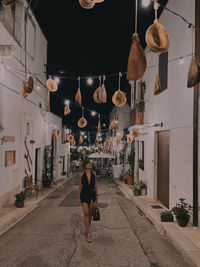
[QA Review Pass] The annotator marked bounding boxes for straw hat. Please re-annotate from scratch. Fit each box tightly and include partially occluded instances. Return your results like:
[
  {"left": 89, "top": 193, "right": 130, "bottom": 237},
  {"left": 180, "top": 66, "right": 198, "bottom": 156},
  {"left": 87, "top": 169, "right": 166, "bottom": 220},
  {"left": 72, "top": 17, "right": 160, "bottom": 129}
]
[
  {"left": 132, "top": 129, "right": 140, "bottom": 138},
  {"left": 55, "top": 129, "right": 61, "bottom": 138},
  {"left": 78, "top": 117, "right": 87, "bottom": 128},
  {"left": 64, "top": 105, "right": 71, "bottom": 115},
  {"left": 93, "top": 87, "right": 102, "bottom": 103},
  {"left": 187, "top": 58, "right": 200, "bottom": 88},
  {"left": 75, "top": 88, "right": 82, "bottom": 106},
  {"left": 24, "top": 76, "right": 34, "bottom": 94},
  {"left": 127, "top": 135, "right": 133, "bottom": 144},
  {"left": 79, "top": 136, "right": 83, "bottom": 144},
  {"left": 46, "top": 77, "right": 58, "bottom": 92},
  {"left": 67, "top": 134, "right": 74, "bottom": 142},
  {"left": 146, "top": 21, "right": 169, "bottom": 53},
  {"left": 112, "top": 90, "right": 127, "bottom": 107},
  {"left": 127, "top": 34, "right": 147, "bottom": 81},
  {"left": 109, "top": 120, "right": 118, "bottom": 130},
  {"left": 154, "top": 74, "right": 161, "bottom": 95},
  {"left": 79, "top": 0, "right": 95, "bottom": 9},
  {"left": 2, "top": 0, "right": 17, "bottom": 6}
]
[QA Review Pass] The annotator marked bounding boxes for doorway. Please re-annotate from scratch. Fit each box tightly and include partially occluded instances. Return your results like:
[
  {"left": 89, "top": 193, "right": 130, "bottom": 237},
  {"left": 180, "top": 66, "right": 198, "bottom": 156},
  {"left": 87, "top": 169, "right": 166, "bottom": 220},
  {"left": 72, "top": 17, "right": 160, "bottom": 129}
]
[{"left": 157, "top": 131, "right": 170, "bottom": 208}]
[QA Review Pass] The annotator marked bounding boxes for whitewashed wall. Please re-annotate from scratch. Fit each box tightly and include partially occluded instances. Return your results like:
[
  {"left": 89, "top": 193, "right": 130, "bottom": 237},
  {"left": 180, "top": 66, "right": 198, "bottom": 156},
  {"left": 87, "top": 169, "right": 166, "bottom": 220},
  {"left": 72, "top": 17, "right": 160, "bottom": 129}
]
[
  {"left": 0, "top": 1, "right": 64, "bottom": 207},
  {"left": 130, "top": 0, "right": 195, "bottom": 209}
]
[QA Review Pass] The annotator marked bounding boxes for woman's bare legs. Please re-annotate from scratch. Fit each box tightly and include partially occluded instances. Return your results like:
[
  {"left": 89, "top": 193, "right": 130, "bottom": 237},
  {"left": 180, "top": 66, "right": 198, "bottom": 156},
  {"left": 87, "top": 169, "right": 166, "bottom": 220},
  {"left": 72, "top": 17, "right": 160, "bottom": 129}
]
[
  {"left": 82, "top": 203, "right": 92, "bottom": 242},
  {"left": 89, "top": 200, "right": 94, "bottom": 228}
]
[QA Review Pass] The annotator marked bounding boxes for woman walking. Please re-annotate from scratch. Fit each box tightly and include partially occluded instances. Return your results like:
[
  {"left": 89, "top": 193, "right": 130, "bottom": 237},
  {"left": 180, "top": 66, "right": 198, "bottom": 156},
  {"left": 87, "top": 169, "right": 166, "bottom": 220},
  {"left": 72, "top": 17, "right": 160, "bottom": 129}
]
[{"left": 78, "top": 160, "right": 98, "bottom": 243}]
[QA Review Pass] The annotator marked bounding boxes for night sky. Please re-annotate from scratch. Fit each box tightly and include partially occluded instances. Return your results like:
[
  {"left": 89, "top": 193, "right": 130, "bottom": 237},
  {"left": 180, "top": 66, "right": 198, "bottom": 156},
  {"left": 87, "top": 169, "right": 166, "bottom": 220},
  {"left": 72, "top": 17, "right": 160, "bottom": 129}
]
[{"left": 30, "top": 0, "right": 167, "bottom": 142}]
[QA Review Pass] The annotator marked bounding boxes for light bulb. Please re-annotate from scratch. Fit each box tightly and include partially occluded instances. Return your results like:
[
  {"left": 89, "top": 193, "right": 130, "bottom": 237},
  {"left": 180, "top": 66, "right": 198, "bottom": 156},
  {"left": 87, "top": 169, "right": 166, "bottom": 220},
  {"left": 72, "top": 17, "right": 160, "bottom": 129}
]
[
  {"left": 65, "top": 99, "right": 70, "bottom": 105},
  {"left": 141, "top": 0, "right": 151, "bottom": 8},
  {"left": 91, "top": 111, "right": 96, "bottom": 116},
  {"left": 87, "top": 78, "right": 93, "bottom": 85}
]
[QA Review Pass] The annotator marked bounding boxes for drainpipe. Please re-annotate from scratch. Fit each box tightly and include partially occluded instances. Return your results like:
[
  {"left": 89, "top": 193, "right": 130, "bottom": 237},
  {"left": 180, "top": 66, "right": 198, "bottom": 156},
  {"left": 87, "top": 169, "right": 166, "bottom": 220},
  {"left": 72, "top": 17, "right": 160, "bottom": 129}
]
[{"left": 193, "top": 0, "right": 200, "bottom": 227}]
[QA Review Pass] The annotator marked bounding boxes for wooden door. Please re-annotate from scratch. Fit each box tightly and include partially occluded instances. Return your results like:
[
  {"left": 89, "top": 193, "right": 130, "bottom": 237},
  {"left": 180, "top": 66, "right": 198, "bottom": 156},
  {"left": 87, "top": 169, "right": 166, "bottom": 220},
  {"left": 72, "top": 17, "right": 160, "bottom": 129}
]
[{"left": 157, "top": 131, "right": 169, "bottom": 208}]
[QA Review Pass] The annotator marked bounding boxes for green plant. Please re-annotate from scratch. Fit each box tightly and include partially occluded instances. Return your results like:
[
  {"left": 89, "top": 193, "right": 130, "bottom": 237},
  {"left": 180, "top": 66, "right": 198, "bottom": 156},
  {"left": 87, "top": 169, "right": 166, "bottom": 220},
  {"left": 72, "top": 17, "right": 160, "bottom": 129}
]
[
  {"left": 139, "top": 180, "right": 147, "bottom": 190},
  {"left": 138, "top": 159, "right": 144, "bottom": 170},
  {"left": 171, "top": 198, "right": 193, "bottom": 219},
  {"left": 135, "top": 100, "right": 145, "bottom": 113},
  {"left": 15, "top": 191, "right": 25, "bottom": 202},
  {"left": 160, "top": 211, "right": 174, "bottom": 222},
  {"left": 132, "top": 181, "right": 141, "bottom": 191}
]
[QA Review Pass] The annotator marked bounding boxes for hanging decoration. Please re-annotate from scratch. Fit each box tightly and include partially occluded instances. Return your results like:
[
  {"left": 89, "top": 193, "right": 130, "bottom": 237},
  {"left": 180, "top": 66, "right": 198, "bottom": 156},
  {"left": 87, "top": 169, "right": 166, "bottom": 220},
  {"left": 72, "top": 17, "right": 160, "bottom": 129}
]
[
  {"left": 72, "top": 139, "right": 76, "bottom": 146},
  {"left": 75, "top": 77, "right": 82, "bottom": 106},
  {"left": 64, "top": 104, "right": 71, "bottom": 115},
  {"left": 127, "top": 135, "right": 133, "bottom": 144},
  {"left": 79, "top": 136, "right": 83, "bottom": 144},
  {"left": 93, "top": 77, "right": 102, "bottom": 104},
  {"left": 132, "top": 129, "right": 140, "bottom": 138},
  {"left": 93, "top": 76, "right": 107, "bottom": 104},
  {"left": 100, "top": 75, "right": 107, "bottom": 103},
  {"left": 46, "top": 90, "right": 50, "bottom": 112},
  {"left": 19, "top": 75, "right": 34, "bottom": 97},
  {"left": 187, "top": 25, "right": 200, "bottom": 88},
  {"left": 2, "top": 0, "right": 17, "bottom": 6},
  {"left": 154, "top": 59, "right": 161, "bottom": 95},
  {"left": 127, "top": 0, "right": 146, "bottom": 81},
  {"left": 112, "top": 72, "right": 127, "bottom": 107},
  {"left": 145, "top": 1, "right": 169, "bottom": 53},
  {"left": 55, "top": 129, "right": 61, "bottom": 138},
  {"left": 116, "top": 136, "right": 121, "bottom": 145},
  {"left": 97, "top": 114, "right": 101, "bottom": 133},
  {"left": 78, "top": 107, "right": 87, "bottom": 128},
  {"left": 79, "top": 0, "right": 104, "bottom": 9},
  {"left": 67, "top": 134, "right": 74, "bottom": 142},
  {"left": 109, "top": 119, "right": 118, "bottom": 130},
  {"left": 46, "top": 76, "right": 58, "bottom": 92}
]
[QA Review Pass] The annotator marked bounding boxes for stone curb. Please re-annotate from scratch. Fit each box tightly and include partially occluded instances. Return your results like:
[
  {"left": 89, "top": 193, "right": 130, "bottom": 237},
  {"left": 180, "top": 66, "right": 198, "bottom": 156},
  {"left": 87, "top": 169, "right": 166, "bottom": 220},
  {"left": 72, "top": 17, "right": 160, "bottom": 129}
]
[
  {"left": 112, "top": 177, "right": 200, "bottom": 267},
  {"left": 0, "top": 175, "right": 73, "bottom": 238}
]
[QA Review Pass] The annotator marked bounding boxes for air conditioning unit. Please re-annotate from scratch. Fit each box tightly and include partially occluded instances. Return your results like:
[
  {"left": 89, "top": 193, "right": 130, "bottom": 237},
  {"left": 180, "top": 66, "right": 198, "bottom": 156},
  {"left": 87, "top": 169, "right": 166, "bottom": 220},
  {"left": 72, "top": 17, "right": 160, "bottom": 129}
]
[{"left": 0, "top": 45, "right": 13, "bottom": 58}]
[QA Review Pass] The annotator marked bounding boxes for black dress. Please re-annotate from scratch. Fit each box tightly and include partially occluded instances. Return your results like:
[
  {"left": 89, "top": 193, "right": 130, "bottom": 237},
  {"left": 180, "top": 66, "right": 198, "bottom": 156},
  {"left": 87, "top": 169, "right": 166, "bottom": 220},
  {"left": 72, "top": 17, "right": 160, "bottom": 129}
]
[{"left": 80, "top": 171, "right": 96, "bottom": 205}]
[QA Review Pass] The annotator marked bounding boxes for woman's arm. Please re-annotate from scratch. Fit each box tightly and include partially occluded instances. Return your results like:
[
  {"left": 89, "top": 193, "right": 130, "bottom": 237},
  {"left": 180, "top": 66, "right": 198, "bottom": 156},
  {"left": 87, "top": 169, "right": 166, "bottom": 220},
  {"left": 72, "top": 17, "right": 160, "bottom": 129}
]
[
  {"left": 78, "top": 173, "right": 82, "bottom": 204},
  {"left": 94, "top": 172, "right": 98, "bottom": 204}
]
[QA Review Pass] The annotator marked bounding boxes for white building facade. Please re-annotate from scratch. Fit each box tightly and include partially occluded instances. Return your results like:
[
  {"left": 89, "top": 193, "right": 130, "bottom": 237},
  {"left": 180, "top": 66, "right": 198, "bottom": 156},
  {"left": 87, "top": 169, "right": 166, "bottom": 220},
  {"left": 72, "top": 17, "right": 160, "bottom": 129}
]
[
  {"left": 0, "top": 0, "right": 69, "bottom": 208},
  {"left": 129, "top": 0, "right": 196, "bottom": 212}
]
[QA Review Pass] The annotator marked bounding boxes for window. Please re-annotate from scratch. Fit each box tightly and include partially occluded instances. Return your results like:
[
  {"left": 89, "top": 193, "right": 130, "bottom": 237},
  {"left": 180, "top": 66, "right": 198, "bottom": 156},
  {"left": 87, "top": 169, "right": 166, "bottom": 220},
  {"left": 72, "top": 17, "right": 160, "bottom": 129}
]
[
  {"left": 26, "top": 15, "right": 36, "bottom": 58},
  {"left": 159, "top": 52, "right": 168, "bottom": 92}
]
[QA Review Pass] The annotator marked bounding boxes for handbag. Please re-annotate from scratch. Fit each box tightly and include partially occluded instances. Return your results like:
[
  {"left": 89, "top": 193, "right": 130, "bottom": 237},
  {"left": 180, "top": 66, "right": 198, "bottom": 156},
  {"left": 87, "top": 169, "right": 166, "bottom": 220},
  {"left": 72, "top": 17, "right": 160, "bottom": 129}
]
[{"left": 92, "top": 206, "right": 100, "bottom": 221}]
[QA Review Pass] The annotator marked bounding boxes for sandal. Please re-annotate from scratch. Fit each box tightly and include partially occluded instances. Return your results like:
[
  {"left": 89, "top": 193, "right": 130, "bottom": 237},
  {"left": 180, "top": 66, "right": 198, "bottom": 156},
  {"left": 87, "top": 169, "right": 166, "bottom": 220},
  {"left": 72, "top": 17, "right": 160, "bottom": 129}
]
[{"left": 86, "top": 235, "right": 92, "bottom": 243}]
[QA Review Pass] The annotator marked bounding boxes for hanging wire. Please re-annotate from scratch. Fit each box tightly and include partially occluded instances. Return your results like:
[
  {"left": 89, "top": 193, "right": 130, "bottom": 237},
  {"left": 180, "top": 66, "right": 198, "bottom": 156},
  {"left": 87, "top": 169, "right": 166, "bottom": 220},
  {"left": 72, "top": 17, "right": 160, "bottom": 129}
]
[{"left": 135, "top": 0, "right": 138, "bottom": 33}]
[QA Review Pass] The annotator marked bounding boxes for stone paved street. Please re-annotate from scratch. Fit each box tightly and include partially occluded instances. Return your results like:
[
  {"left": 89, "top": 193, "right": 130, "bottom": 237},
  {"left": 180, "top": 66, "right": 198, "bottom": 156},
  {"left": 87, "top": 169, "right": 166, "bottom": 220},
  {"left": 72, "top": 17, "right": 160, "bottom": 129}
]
[{"left": 0, "top": 175, "right": 192, "bottom": 267}]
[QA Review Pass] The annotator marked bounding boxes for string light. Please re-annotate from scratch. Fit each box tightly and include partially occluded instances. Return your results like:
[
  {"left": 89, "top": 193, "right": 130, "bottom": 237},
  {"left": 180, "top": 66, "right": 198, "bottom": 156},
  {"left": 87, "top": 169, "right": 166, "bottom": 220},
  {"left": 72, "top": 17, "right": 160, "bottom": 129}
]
[
  {"left": 87, "top": 77, "right": 93, "bottom": 85},
  {"left": 91, "top": 111, "right": 96, "bottom": 116},
  {"left": 54, "top": 77, "right": 60, "bottom": 84},
  {"left": 64, "top": 99, "right": 70, "bottom": 105},
  {"left": 141, "top": 0, "right": 151, "bottom": 8}
]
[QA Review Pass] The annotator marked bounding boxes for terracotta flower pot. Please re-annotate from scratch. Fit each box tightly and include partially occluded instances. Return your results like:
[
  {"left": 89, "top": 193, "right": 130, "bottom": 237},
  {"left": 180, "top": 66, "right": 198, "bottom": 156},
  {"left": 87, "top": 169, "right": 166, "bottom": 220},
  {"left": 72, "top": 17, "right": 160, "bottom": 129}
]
[
  {"left": 135, "top": 112, "right": 143, "bottom": 125},
  {"left": 127, "top": 176, "right": 132, "bottom": 185}
]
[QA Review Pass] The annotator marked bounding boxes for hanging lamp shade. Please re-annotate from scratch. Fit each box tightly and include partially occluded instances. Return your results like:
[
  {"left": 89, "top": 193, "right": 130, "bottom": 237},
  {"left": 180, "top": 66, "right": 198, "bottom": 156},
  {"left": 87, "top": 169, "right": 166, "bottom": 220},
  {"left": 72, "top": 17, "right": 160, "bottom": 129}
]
[
  {"left": 46, "top": 77, "right": 58, "bottom": 92},
  {"left": 23, "top": 76, "right": 34, "bottom": 94},
  {"left": 187, "top": 58, "right": 200, "bottom": 88},
  {"left": 93, "top": 87, "right": 102, "bottom": 103},
  {"left": 127, "top": 135, "right": 133, "bottom": 144},
  {"left": 79, "top": 136, "right": 83, "bottom": 144},
  {"left": 75, "top": 88, "right": 82, "bottom": 106},
  {"left": 109, "top": 120, "right": 118, "bottom": 130},
  {"left": 78, "top": 117, "right": 87, "bottom": 128},
  {"left": 55, "top": 129, "right": 61, "bottom": 138},
  {"left": 19, "top": 89, "right": 28, "bottom": 98},
  {"left": 79, "top": 0, "right": 95, "bottom": 9},
  {"left": 127, "top": 34, "right": 147, "bottom": 81},
  {"left": 132, "top": 129, "right": 140, "bottom": 138},
  {"left": 154, "top": 74, "right": 161, "bottom": 95},
  {"left": 64, "top": 105, "right": 71, "bottom": 115},
  {"left": 97, "top": 120, "right": 101, "bottom": 133},
  {"left": 98, "top": 84, "right": 107, "bottom": 103},
  {"left": 67, "top": 134, "right": 74, "bottom": 142},
  {"left": 146, "top": 21, "right": 169, "bottom": 53},
  {"left": 112, "top": 90, "right": 127, "bottom": 107},
  {"left": 2, "top": 0, "right": 17, "bottom": 6}
]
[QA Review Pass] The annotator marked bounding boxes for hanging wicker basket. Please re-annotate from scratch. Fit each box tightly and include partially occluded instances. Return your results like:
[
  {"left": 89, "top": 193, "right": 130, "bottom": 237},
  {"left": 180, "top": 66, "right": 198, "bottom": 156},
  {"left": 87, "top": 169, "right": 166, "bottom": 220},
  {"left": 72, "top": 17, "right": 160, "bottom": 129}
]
[
  {"left": 46, "top": 77, "right": 58, "bottom": 92},
  {"left": 78, "top": 117, "right": 87, "bottom": 128}
]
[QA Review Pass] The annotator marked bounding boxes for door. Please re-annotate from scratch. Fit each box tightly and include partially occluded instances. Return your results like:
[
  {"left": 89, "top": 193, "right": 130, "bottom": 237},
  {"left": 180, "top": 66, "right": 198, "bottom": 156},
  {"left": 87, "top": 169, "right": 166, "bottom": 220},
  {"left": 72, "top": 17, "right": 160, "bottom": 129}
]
[{"left": 157, "top": 131, "right": 169, "bottom": 208}]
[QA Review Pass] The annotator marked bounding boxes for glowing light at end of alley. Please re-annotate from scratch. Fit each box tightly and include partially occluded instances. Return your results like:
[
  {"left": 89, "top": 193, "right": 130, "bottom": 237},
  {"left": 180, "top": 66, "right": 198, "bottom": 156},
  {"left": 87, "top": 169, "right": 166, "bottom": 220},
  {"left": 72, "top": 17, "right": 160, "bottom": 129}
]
[{"left": 87, "top": 77, "right": 93, "bottom": 85}]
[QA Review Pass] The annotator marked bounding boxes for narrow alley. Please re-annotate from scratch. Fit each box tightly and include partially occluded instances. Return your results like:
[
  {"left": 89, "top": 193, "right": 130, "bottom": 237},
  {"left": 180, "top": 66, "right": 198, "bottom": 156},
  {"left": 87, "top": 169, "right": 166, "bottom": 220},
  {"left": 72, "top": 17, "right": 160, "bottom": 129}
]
[{"left": 0, "top": 175, "right": 192, "bottom": 267}]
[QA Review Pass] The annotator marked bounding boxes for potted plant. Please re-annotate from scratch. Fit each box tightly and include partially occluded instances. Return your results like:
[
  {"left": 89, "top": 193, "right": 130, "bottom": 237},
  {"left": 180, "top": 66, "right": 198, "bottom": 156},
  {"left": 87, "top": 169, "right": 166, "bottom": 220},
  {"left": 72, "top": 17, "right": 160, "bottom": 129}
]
[
  {"left": 15, "top": 191, "right": 25, "bottom": 208},
  {"left": 138, "top": 159, "right": 144, "bottom": 170},
  {"left": 127, "top": 169, "right": 132, "bottom": 185},
  {"left": 133, "top": 181, "right": 141, "bottom": 196},
  {"left": 139, "top": 180, "right": 147, "bottom": 196},
  {"left": 160, "top": 210, "right": 174, "bottom": 222},
  {"left": 171, "top": 198, "right": 193, "bottom": 227}
]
